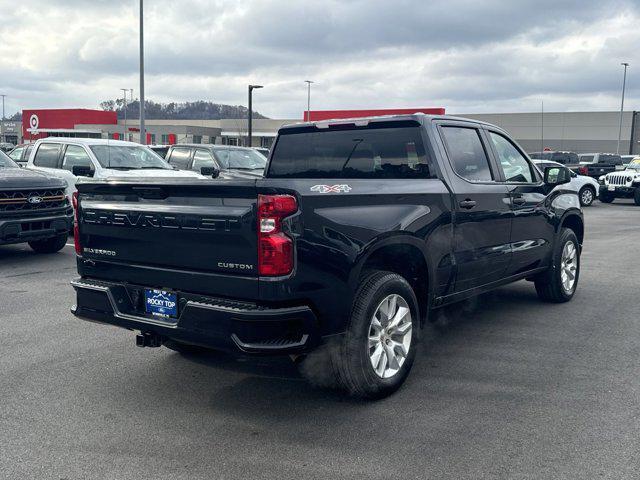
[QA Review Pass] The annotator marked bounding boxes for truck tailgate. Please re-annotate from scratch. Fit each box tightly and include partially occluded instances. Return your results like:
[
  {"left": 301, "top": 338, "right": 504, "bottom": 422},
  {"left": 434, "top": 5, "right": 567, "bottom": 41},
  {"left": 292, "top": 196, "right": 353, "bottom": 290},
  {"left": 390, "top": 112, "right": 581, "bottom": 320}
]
[{"left": 77, "top": 181, "right": 258, "bottom": 278}]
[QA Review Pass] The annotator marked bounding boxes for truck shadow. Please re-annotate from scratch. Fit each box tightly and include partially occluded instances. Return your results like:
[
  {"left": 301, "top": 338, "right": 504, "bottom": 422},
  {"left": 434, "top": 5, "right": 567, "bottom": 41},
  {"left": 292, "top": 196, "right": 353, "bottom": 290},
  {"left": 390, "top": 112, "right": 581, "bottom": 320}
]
[{"left": 139, "top": 281, "right": 548, "bottom": 420}]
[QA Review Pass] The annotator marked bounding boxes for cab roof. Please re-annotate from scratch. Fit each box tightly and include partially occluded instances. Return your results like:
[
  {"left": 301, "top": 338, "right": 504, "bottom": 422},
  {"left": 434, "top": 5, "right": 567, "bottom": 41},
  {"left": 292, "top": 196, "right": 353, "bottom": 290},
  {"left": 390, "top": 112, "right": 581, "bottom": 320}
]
[{"left": 279, "top": 113, "right": 498, "bottom": 132}]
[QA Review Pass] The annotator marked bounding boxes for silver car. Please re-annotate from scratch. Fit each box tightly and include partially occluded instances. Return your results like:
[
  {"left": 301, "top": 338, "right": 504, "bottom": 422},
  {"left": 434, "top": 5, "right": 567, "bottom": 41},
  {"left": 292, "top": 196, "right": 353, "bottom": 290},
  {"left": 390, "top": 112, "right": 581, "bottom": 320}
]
[{"left": 533, "top": 159, "right": 599, "bottom": 206}]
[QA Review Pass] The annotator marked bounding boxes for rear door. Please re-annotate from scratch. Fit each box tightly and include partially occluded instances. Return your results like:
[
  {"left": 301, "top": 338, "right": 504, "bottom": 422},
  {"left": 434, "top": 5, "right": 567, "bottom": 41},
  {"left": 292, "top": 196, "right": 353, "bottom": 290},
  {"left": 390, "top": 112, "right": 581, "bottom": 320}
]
[
  {"left": 436, "top": 122, "right": 512, "bottom": 292},
  {"left": 485, "top": 129, "right": 555, "bottom": 275}
]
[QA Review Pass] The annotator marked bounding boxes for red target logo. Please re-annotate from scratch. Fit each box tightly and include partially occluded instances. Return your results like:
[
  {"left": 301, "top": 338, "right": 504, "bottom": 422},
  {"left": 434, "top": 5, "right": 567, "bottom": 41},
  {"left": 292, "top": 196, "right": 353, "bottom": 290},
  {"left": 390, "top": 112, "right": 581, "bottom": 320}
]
[{"left": 29, "top": 114, "right": 39, "bottom": 130}]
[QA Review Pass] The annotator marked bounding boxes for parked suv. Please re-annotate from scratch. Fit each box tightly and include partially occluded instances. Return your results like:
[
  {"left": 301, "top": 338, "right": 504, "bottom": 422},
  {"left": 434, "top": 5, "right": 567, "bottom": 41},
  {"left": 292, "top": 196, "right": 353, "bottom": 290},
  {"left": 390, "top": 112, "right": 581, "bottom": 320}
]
[
  {"left": 71, "top": 114, "right": 583, "bottom": 398},
  {"left": 599, "top": 158, "right": 640, "bottom": 205},
  {"left": 0, "top": 150, "right": 72, "bottom": 253},
  {"left": 165, "top": 144, "right": 267, "bottom": 177},
  {"left": 26, "top": 138, "right": 205, "bottom": 198}
]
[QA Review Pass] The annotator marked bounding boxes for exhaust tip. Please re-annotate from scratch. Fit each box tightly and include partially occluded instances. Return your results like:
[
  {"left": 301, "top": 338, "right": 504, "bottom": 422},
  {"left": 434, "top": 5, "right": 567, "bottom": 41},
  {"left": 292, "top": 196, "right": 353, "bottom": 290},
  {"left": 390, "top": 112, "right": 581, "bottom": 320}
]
[{"left": 136, "top": 332, "right": 162, "bottom": 348}]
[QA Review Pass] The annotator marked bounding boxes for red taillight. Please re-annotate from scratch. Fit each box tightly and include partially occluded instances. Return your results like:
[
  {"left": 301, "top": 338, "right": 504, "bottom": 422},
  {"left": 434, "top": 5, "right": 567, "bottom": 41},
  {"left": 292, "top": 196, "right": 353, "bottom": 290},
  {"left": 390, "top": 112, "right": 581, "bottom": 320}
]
[
  {"left": 258, "top": 194, "right": 297, "bottom": 276},
  {"left": 72, "top": 191, "right": 81, "bottom": 255},
  {"left": 578, "top": 166, "right": 588, "bottom": 175}
]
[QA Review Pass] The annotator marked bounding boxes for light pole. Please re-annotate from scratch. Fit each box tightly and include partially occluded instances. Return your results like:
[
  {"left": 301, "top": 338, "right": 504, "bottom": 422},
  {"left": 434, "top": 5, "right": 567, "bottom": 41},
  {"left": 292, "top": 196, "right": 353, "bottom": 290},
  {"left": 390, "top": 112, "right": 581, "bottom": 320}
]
[
  {"left": 129, "top": 89, "right": 134, "bottom": 141},
  {"left": 247, "top": 85, "right": 263, "bottom": 147},
  {"left": 617, "top": 62, "right": 629, "bottom": 154},
  {"left": 0, "top": 94, "right": 6, "bottom": 121},
  {"left": 304, "top": 80, "right": 314, "bottom": 121},
  {"left": 139, "top": 0, "right": 146, "bottom": 144},
  {"left": 541, "top": 99, "right": 544, "bottom": 152},
  {"left": 120, "top": 88, "right": 128, "bottom": 141}
]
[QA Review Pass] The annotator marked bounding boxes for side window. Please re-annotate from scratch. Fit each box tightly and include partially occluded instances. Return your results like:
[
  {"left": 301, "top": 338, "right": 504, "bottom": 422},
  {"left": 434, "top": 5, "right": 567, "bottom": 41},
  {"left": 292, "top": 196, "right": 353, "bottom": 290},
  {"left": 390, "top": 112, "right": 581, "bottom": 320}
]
[
  {"left": 488, "top": 132, "right": 534, "bottom": 183},
  {"left": 62, "top": 145, "right": 93, "bottom": 172},
  {"left": 33, "top": 143, "right": 62, "bottom": 168},
  {"left": 441, "top": 126, "right": 493, "bottom": 182},
  {"left": 167, "top": 148, "right": 192, "bottom": 169},
  {"left": 192, "top": 149, "right": 216, "bottom": 171},
  {"left": 8, "top": 147, "right": 23, "bottom": 161}
]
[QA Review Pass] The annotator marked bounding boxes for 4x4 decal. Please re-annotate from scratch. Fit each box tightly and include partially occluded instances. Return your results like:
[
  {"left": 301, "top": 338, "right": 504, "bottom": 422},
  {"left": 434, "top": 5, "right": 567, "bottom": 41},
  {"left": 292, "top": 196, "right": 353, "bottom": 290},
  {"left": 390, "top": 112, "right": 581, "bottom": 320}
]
[{"left": 310, "top": 184, "right": 352, "bottom": 193}]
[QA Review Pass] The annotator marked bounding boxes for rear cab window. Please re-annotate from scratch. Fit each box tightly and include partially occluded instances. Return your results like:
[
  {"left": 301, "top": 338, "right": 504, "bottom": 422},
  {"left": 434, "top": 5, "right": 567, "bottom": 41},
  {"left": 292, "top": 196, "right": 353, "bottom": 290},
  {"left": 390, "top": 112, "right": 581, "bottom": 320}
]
[
  {"left": 33, "top": 143, "right": 62, "bottom": 168},
  {"left": 268, "top": 120, "right": 436, "bottom": 179}
]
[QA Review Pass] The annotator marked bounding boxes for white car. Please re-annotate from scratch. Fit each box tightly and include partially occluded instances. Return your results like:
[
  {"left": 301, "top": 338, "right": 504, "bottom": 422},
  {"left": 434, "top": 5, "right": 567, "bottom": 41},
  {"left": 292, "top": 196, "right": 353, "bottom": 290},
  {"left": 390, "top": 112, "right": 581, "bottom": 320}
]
[
  {"left": 26, "top": 137, "right": 206, "bottom": 198},
  {"left": 532, "top": 159, "right": 599, "bottom": 206}
]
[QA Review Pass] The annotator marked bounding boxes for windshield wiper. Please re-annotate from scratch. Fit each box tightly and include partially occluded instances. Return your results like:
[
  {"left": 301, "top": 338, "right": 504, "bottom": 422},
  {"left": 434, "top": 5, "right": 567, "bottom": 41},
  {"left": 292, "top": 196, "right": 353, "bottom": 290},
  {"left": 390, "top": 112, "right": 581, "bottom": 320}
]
[{"left": 138, "top": 166, "right": 171, "bottom": 170}]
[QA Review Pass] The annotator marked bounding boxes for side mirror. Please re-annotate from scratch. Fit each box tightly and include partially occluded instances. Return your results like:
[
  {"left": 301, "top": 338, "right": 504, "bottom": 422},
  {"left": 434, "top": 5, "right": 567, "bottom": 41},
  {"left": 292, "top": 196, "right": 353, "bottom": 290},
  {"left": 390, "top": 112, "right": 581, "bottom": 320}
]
[
  {"left": 544, "top": 166, "right": 571, "bottom": 186},
  {"left": 72, "top": 165, "right": 94, "bottom": 177},
  {"left": 200, "top": 166, "right": 220, "bottom": 178}
]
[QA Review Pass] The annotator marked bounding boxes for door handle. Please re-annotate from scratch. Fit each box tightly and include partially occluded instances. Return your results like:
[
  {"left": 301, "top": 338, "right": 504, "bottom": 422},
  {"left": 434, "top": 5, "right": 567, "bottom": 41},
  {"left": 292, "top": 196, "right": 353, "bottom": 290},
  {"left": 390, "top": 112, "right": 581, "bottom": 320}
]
[
  {"left": 459, "top": 199, "right": 476, "bottom": 209},
  {"left": 512, "top": 196, "right": 526, "bottom": 205}
]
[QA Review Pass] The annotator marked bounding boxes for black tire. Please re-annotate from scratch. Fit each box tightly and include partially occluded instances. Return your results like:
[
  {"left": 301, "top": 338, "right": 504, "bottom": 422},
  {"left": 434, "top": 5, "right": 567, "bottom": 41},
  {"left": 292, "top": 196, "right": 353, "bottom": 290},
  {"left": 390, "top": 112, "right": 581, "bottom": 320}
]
[
  {"left": 163, "top": 339, "right": 208, "bottom": 355},
  {"left": 334, "top": 270, "right": 420, "bottom": 399},
  {"left": 578, "top": 186, "right": 596, "bottom": 207},
  {"left": 599, "top": 191, "right": 614, "bottom": 203},
  {"left": 534, "top": 228, "right": 580, "bottom": 303},
  {"left": 28, "top": 234, "right": 68, "bottom": 254},
  {"left": 634, "top": 189, "right": 640, "bottom": 206}
]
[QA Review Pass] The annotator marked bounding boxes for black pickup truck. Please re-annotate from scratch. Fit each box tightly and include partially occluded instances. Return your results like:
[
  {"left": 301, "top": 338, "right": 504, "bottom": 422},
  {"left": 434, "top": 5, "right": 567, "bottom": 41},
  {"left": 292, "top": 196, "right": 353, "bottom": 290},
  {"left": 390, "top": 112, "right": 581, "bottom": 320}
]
[
  {"left": 0, "top": 151, "right": 73, "bottom": 252},
  {"left": 529, "top": 151, "right": 621, "bottom": 179},
  {"left": 71, "top": 114, "right": 584, "bottom": 398}
]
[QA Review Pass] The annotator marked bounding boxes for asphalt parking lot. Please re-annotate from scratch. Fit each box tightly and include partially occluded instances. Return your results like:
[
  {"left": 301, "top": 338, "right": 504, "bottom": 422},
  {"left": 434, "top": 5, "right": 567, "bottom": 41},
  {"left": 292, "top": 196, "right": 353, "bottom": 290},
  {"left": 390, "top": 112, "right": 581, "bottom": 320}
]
[{"left": 1, "top": 201, "right": 638, "bottom": 480}]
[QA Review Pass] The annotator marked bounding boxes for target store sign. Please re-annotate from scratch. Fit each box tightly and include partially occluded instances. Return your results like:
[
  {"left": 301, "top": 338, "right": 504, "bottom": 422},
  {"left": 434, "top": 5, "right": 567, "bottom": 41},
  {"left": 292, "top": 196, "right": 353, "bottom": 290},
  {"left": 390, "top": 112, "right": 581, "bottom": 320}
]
[
  {"left": 29, "top": 114, "right": 39, "bottom": 130},
  {"left": 22, "top": 108, "right": 117, "bottom": 140}
]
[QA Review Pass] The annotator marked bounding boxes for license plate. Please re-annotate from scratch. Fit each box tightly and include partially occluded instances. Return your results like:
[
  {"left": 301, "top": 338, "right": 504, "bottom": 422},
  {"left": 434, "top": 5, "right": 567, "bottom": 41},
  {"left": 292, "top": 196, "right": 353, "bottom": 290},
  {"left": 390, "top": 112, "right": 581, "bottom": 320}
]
[
  {"left": 608, "top": 185, "right": 616, "bottom": 191},
  {"left": 144, "top": 289, "right": 178, "bottom": 318}
]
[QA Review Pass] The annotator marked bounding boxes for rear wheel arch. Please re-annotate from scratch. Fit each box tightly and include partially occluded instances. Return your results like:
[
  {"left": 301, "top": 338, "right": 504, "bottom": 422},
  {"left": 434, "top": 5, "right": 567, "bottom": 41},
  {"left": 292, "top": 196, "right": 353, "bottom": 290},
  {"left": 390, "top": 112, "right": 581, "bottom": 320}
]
[{"left": 351, "top": 238, "right": 430, "bottom": 324}]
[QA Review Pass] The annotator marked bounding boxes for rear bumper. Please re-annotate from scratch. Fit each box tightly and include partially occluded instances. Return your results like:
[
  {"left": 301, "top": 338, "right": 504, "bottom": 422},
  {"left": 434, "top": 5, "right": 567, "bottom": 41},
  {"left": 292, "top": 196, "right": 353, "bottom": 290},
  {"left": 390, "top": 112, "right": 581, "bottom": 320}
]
[
  {"left": 0, "top": 209, "right": 73, "bottom": 245},
  {"left": 71, "top": 277, "right": 320, "bottom": 354}
]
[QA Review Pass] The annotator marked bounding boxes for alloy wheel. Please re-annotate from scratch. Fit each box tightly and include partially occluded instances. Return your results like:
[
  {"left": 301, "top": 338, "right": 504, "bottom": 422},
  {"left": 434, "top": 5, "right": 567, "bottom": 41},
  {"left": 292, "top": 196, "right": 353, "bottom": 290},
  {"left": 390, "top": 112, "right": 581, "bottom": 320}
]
[
  {"left": 560, "top": 241, "right": 578, "bottom": 293},
  {"left": 368, "top": 294, "right": 412, "bottom": 379}
]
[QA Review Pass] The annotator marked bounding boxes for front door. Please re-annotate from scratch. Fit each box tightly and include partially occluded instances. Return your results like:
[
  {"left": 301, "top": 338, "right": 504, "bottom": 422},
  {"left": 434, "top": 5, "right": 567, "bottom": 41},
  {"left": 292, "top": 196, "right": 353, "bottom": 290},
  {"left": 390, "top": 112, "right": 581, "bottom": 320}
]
[
  {"left": 485, "top": 129, "right": 555, "bottom": 275},
  {"left": 437, "top": 123, "right": 513, "bottom": 293}
]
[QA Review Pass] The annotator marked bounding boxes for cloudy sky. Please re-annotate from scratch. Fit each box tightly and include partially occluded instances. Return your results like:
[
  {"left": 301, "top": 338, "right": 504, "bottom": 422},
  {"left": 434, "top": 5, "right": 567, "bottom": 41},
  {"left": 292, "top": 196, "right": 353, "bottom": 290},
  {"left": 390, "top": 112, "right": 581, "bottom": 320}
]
[{"left": 0, "top": 0, "right": 638, "bottom": 119}]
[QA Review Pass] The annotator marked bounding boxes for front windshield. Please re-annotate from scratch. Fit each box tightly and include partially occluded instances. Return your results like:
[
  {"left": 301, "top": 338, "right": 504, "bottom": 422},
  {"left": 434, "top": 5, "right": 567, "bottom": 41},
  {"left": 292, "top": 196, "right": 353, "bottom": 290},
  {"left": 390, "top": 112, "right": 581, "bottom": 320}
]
[
  {"left": 90, "top": 145, "right": 172, "bottom": 170},
  {"left": 0, "top": 150, "right": 18, "bottom": 168},
  {"left": 626, "top": 161, "right": 640, "bottom": 170},
  {"left": 215, "top": 149, "right": 267, "bottom": 170}
]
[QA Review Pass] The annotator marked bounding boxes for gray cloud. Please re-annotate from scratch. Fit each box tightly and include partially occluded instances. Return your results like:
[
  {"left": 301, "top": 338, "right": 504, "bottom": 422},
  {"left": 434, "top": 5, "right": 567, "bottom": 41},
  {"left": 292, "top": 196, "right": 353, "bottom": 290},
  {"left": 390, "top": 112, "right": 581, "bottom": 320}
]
[{"left": 0, "top": 0, "right": 638, "bottom": 118}]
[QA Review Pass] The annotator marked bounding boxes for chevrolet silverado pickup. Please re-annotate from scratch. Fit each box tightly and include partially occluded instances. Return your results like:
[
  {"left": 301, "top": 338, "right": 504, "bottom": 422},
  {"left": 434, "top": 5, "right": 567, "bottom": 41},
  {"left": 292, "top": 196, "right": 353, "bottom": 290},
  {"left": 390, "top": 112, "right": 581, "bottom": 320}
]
[
  {"left": 0, "top": 151, "right": 72, "bottom": 252},
  {"left": 71, "top": 114, "right": 584, "bottom": 398}
]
